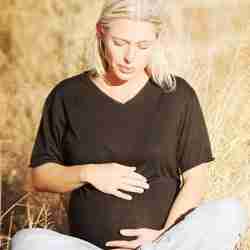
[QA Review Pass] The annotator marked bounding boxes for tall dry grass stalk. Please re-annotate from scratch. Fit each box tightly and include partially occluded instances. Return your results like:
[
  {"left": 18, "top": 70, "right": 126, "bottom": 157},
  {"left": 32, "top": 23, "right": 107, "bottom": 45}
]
[
  {"left": 0, "top": 192, "right": 57, "bottom": 250},
  {"left": 1, "top": 1, "right": 250, "bottom": 249}
]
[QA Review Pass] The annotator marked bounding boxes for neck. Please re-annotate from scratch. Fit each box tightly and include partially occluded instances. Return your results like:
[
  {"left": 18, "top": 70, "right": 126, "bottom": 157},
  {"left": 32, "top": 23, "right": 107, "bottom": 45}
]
[{"left": 101, "top": 70, "right": 150, "bottom": 88}]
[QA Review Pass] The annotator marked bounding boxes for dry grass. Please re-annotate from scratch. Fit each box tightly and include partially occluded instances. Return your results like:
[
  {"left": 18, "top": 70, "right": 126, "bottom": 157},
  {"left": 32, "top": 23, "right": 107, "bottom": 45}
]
[
  {"left": 1, "top": 1, "right": 250, "bottom": 249},
  {"left": 0, "top": 192, "right": 66, "bottom": 249}
]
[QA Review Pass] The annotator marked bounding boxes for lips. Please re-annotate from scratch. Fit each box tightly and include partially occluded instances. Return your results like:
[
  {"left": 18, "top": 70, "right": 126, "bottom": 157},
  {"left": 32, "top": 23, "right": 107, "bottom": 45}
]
[{"left": 119, "top": 65, "right": 135, "bottom": 73}]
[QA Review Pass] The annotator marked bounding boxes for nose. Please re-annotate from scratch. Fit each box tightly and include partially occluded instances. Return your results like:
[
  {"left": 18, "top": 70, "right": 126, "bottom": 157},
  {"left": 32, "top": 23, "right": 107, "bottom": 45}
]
[{"left": 124, "top": 45, "right": 136, "bottom": 64}]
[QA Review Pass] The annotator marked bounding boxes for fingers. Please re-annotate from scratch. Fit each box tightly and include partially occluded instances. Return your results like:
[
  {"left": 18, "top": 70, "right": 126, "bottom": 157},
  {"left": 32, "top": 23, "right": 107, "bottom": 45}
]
[
  {"left": 112, "top": 180, "right": 149, "bottom": 200},
  {"left": 122, "top": 178, "right": 150, "bottom": 190},
  {"left": 106, "top": 240, "right": 138, "bottom": 249},
  {"left": 122, "top": 177, "right": 149, "bottom": 189},
  {"left": 115, "top": 163, "right": 137, "bottom": 172},
  {"left": 119, "top": 183, "right": 145, "bottom": 194},
  {"left": 120, "top": 229, "right": 142, "bottom": 236},
  {"left": 109, "top": 248, "right": 131, "bottom": 250},
  {"left": 111, "top": 163, "right": 150, "bottom": 200},
  {"left": 112, "top": 190, "right": 132, "bottom": 200},
  {"left": 129, "top": 171, "right": 147, "bottom": 182},
  {"left": 115, "top": 163, "right": 147, "bottom": 183}
]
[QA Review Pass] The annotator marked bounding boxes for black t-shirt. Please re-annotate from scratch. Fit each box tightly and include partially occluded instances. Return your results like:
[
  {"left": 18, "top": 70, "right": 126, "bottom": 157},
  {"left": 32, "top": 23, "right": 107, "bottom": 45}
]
[{"left": 29, "top": 70, "right": 215, "bottom": 249}]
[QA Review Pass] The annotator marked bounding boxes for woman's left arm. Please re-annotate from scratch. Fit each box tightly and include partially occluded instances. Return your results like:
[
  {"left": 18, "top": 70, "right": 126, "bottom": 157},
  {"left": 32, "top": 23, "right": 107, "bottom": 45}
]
[
  {"left": 105, "top": 164, "right": 209, "bottom": 250},
  {"left": 158, "top": 79, "right": 215, "bottom": 235},
  {"left": 159, "top": 163, "right": 209, "bottom": 233}
]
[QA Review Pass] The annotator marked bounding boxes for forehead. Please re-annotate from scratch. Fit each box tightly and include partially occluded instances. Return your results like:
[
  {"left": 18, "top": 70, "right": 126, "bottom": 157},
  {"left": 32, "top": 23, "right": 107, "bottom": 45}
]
[{"left": 107, "top": 18, "right": 156, "bottom": 41}]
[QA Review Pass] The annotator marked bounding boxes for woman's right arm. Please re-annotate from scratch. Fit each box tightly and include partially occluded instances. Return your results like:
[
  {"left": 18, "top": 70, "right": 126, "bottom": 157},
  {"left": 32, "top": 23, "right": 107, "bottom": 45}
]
[
  {"left": 32, "top": 162, "right": 150, "bottom": 197},
  {"left": 30, "top": 86, "right": 149, "bottom": 196},
  {"left": 31, "top": 162, "right": 93, "bottom": 193}
]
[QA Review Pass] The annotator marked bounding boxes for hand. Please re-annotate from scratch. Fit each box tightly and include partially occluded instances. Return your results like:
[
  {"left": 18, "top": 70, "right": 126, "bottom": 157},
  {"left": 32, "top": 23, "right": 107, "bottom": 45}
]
[
  {"left": 105, "top": 228, "right": 164, "bottom": 250},
  {"left": 84, "top": 163, "right": 150, "bottom": 200}
]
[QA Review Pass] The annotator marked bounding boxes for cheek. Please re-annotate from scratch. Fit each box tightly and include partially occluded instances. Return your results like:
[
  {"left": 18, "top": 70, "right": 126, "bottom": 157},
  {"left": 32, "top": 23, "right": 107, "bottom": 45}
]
[
  {"left": 109, "top": 49, "right": 124, "bottom": 65},
  {"left": 137, "top": 51, "right": 152, "bottom": 66},
  {"left": 103, "top": 42, "right": 117, "bottom": 63}
]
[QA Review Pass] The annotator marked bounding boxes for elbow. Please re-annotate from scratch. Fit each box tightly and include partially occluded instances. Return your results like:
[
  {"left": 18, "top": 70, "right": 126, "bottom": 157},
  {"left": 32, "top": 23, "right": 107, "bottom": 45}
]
[
  {"left": 32, "top": 176, "right": 66, "bottom": 193},
  {"left": 31, "top": 171, "right": 48, "bottom": 192},
  {"left": 31, "top": 167, "right": 66, "bottom": 194},
  {"left": 182, "top": 165, "right": 209, "bottom": 197},
  {"left": 183, "top": 164, "right": 209, "bottom": 185}
]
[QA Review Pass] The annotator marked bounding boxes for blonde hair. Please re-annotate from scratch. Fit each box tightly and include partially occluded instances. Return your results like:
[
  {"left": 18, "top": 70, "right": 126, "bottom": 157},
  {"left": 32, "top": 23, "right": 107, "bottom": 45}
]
[{"left": 84, "top": 0, "right": 176, "bottom": 93}]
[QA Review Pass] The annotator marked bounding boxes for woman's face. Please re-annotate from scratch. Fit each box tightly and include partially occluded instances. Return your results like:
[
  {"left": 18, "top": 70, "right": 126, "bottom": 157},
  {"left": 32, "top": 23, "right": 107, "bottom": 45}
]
[{"left": 101, "top": 18, "right": 157, "bottom": 81}]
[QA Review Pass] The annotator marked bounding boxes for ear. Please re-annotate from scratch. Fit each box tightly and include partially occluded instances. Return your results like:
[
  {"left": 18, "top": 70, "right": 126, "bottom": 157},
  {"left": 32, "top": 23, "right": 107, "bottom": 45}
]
[
  {"left": 96, "top": 22, "right": 104, "bottom": 39},
  {"left": 145, "top": 66, "right": 152, "bottom": 77}
]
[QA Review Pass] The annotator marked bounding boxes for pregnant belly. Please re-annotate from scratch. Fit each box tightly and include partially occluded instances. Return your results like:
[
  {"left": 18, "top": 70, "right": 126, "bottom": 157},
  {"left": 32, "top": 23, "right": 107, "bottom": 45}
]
[{"left": 68, "top": 173, "right": 178, "bottom": 249}]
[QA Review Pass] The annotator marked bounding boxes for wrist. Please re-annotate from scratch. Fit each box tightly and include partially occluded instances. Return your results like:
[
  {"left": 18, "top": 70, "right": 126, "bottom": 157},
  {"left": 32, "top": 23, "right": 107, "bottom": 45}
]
[
  {"left": 152, "top": 228, "right": 165, "bottom": 242},
  {"left": 79, "top": 164, "right": 93, "bottom": 184},
  {"left": 158, "top": 227, "right": 169, "bottom": 236}
]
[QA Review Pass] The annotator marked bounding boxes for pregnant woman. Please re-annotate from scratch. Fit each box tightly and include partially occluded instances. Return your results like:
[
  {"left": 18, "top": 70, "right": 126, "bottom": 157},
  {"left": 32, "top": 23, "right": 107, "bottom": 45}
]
[{"left": 11, "top": 1, "right": 248, "bottom": 250}]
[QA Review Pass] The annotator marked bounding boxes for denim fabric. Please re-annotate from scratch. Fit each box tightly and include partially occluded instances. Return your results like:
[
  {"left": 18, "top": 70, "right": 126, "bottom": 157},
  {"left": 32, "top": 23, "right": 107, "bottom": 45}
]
[{"left": 11, "top": 197, "right": 249, "bottom": 250}]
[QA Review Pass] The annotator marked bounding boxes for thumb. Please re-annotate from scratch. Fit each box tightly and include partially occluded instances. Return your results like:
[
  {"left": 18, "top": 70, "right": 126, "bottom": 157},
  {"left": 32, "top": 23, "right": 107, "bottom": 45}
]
[{"left": 120, "top": 229, "right": 141, "bottom": 236}]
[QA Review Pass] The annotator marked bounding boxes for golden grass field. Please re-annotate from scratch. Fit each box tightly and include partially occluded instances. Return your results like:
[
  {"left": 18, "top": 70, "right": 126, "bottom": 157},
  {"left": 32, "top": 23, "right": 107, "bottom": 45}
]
[{"left": 1, "top": 1, "right": 250, "bottom": 249}]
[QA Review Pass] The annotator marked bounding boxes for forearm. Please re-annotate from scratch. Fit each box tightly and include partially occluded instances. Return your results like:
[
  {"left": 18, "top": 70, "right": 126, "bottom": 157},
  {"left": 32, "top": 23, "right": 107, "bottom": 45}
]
[
  {"left": 32, "top": 162, "right": 93, "bottom": 193},
  {"left": 161, "top": 178, "right": 208, "bottom": 232}
]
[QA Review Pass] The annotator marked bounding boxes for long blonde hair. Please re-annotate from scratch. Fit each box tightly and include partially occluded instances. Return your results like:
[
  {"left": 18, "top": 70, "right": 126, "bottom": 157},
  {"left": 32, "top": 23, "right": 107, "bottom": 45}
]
[{"left": 84, "top": 0, "right": 176, "bottom": 93}]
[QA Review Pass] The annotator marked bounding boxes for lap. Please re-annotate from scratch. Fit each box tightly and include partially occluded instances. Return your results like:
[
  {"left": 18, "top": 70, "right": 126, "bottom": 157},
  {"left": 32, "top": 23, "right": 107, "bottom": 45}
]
[
  {"left": 141, "top": 197, "right": 249, "bottom": 250},
  {"left": 11, "top": 228, "right": 102, "bottom": 250},
  {"left": 11, "top": 197, "right": 249, "bottom": 250}
]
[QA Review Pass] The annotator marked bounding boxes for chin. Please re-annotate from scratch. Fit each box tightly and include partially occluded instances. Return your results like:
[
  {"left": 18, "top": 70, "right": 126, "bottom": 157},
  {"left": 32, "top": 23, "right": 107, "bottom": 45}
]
[
  {"left": 119, "top": 72, "right": 135, "bottom": 80},
  {"left": 112, "top": 70, "right": 134, "bottom": 82}
]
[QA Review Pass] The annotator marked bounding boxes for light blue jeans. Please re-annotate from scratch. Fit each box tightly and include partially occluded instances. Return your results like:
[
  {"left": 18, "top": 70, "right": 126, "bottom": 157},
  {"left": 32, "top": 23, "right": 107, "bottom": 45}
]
[{"left": 11, "top": 197, "right": 249, "bottom": 250}]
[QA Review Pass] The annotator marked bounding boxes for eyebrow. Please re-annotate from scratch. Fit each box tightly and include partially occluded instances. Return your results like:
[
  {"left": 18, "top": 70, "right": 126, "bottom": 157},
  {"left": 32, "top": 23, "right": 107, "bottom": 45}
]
[{"left": 111, "top": 36, "right": 154, "bottom": 44}]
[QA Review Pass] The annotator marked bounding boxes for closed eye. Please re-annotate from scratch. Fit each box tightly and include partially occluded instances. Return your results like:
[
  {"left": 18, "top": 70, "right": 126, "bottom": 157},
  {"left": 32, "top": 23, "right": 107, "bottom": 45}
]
[
  {"left": 138, "top": 44, "right": 151, "bottom": 50},
  {"left": 113, "top": 40, "right": 126, "bottom": 46},
  {"left": 114, "top": 40, "right": 151, "bottom": 50}
]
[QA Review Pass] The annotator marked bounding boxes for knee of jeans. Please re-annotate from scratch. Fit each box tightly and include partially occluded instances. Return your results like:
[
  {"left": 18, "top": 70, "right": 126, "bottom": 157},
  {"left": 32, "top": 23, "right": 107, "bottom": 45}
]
[
  {"left": 11, "top": 228, "right": 52, "bottom": 249},
  {"left": 216, "top": 197, "right": 249, "bottom": 235}
]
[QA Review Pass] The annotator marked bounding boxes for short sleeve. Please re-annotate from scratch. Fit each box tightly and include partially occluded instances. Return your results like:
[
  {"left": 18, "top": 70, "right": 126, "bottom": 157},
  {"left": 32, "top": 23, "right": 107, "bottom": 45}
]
[
  {"left": 176, "top": 82, "right": 215, "bottom": 173},
  {"left": 29, "top": 87, "right": 67, "bottom": 168}
]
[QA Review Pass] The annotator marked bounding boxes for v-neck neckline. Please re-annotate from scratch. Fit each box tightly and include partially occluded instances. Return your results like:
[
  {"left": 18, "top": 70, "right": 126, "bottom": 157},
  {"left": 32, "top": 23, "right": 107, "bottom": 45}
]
[{"left": 81, "top": 71, "right": 152, "bottom": 107}]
